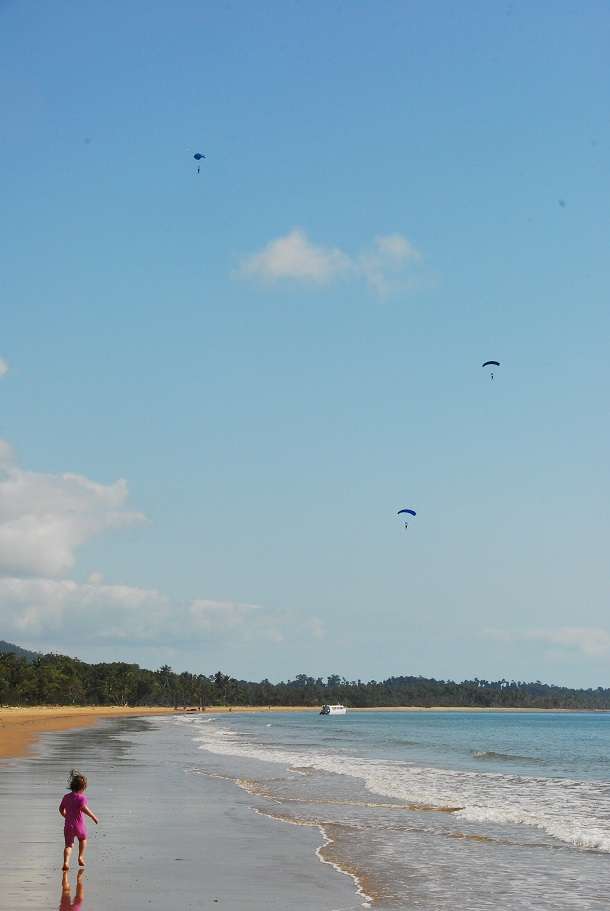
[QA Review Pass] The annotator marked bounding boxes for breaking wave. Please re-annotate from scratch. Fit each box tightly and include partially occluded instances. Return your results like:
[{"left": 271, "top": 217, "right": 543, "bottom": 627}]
[{"left": 188, "top": 717, "right": 610, "bottom": 854}]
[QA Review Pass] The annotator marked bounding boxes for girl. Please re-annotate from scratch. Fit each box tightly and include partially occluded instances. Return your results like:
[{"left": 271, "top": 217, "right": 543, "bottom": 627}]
[{"left": 59, "top": 770, "right": 99, "bottom": 870}]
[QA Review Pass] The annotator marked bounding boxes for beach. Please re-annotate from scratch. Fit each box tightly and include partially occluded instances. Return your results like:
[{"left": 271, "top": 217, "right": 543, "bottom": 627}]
[
  {"left": 0, "top": 714, "right": 360, "bottom": 911},
  {"left": 0, "top": 706, "right": 183, "bottom": 760},
  {"left": 2, "top": 709, "right": 610, "bottom": 909}
]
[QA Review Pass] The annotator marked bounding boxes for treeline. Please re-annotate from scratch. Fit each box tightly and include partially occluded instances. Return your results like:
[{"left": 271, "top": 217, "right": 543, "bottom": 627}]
[{"left": 1, "top": 647, "right": 610, "bottom": 709}]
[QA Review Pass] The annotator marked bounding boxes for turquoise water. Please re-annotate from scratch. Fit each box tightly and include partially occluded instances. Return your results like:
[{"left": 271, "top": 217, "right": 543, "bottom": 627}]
[
  {"left": 203, "top": 709, "right": 610, "bottom": 778},
  {"left": 172, "top": 710, "right": 610, "bottom": 909}
]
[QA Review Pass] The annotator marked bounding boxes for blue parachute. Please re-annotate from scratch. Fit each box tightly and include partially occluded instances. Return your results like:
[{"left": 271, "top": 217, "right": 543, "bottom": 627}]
[
  {"left": 192, "top": 151, "right": 206, "bottom": 174},
  {"left": 397, "top": 507, "right": 416, "bottom": 530}
]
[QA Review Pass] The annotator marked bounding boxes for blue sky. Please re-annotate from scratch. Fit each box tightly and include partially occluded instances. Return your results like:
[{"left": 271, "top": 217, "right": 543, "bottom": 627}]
[{"left": 1, "top": 1, "right": 609, "bottom": 686}]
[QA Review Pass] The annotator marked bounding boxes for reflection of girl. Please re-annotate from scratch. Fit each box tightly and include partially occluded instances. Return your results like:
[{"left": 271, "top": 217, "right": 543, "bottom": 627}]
[
  {"left": 59, "top": 770, "right": 99, "bottom": 871},
  {"left": 60, "top": 868, "right": 84, "bottom": 910}
]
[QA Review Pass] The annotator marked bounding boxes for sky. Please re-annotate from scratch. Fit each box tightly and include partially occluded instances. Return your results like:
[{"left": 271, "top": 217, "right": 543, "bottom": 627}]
[{"left": 1, "top": 0, "right": 609, "bottom": 687}]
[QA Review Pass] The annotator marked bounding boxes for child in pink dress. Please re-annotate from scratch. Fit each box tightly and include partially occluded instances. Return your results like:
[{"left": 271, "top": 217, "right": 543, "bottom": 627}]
[{"left": 59, "top": 770, "right": 99, "bottom": 870}]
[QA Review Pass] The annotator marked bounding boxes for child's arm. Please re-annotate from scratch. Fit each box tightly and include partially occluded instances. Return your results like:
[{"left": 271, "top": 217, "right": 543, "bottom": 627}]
[
  {"left": 59, "top": 799, "right": 67, "bottom": 818},
  {"left": 82, "top": 805, "right": 99, "bottom": 824}
]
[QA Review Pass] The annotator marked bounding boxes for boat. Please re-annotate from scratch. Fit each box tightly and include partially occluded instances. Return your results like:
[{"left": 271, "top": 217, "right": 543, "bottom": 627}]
[{"left": 319, "top": 704, "right": 347, "bottom": 715}]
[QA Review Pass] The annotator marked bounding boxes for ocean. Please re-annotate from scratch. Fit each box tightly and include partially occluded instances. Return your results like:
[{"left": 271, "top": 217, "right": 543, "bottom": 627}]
[{"left": 174, "top": 709, "right": 610, "bottom": 909}]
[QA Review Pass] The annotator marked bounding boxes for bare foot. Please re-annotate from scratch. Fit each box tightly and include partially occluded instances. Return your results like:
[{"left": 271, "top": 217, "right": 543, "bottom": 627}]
[
  {"left": 62, "top": 865, "right": 69, "bottom": 871},
  {"left": 78, "top": 858, "right": 86, "bottom": 867}
]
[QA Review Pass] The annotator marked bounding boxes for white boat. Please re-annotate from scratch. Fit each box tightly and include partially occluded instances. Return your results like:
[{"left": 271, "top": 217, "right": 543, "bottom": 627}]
[{"left": 319, "top": 704, "right": 347, "bottom": 715}]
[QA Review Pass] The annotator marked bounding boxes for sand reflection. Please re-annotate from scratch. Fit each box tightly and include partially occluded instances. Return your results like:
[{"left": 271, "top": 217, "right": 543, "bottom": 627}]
[{"left": 60, "top": 869, "right": 84, "bottom": 910}]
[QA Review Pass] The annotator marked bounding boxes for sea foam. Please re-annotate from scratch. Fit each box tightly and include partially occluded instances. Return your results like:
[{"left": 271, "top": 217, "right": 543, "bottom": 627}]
[{"left": 188, "top": 717, "right": 610, "bottom": 854}]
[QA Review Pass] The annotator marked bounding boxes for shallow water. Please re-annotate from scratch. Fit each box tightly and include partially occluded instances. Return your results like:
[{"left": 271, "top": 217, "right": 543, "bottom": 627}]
[{"left": 175, "top": 710, "right": 610, "bottom": 909}]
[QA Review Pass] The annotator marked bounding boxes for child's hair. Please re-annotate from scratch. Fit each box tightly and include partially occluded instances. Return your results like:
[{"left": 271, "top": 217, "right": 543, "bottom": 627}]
[{"left": 68, "top": 769, "right": 87, "bottom": 792}]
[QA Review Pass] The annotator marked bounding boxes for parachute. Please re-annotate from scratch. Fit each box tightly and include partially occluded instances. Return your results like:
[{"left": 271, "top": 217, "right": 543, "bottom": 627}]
[
  {"left": 192, "top": 151, "right": 206, "bottom": 174},
  {"left": 482, "top": 360, "right": 500, "bottom": 380},
  {"left": 397, "top": 508, "right": 416, "bottom": 530}
]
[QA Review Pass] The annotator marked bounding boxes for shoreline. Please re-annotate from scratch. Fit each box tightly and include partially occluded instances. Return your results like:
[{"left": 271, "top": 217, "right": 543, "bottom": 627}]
[
  {"left": 1, "top": 703, "right": 604, "bottom": 761},
  {"left": 0, "top": 706, "right": 180, "bottom": 759},
  {"left": 1, "top": 715, "right": 362, "bottom": 911}
]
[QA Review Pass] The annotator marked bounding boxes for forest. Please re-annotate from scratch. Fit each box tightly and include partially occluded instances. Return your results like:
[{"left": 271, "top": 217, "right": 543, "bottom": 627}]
[{"left": 1, "top": 642, "right": 609, "bottom": 709}]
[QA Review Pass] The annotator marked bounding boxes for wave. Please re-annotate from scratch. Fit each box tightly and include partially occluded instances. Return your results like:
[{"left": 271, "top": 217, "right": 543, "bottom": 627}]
[
  {"left": 384, "top": 737, "right": 421, "bottom": 747},
  {"left": 472, "top": 751, "right": 544, "bottom": 764},
  {"left": 185, "top": 717, "right": 610, "bottom": 854}
]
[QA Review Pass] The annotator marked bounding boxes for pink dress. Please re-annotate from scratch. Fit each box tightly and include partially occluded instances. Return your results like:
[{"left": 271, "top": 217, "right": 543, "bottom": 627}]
[{"left": 60, "top": 792, "right": 88, "bottom": 846}]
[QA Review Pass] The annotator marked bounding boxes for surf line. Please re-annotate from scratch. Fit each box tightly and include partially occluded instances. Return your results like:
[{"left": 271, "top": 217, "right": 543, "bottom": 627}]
[{"left": 253, "top": 807, "right": 374, "bottom": 909}]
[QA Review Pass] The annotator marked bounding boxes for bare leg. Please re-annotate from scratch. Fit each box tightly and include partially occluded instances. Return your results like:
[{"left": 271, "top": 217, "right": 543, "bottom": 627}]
[
  {"left": 78, "top": 838, "right": 87, "bottom": 866},
  {"left": 63, "top": 844, "right": 72, "bottom": 870}
]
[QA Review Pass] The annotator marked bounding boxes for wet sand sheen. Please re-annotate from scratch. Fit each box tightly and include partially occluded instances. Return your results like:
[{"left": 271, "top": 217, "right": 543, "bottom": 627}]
[
  {"left": 0, "top": 706, "right": 323, "bottom": 759},
  {"left": 0, "top": 706, "right": 181, "bottom": 758}
]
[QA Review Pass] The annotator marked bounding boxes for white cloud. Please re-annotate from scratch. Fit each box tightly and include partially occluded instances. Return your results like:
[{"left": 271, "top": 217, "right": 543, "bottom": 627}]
[
  {"left": 0, "top": 358, "right": 9, "bottom": 377},
  {"left": 484, "top": 626, "right": 610, "bottom": 659},
  {"left": 238, "top": 229, "right": 422, "bottom": 294},
  {"left": 0, "top": 577, "right": 287, "bottom": 647},
  {"left": 528, "top": 627, "right": 610, "bottom": 658},
  {"left": 358, "top": 233, "right": 422, "bottom": 295},
  {"left": 239, "top": 228, "right": 351, "bottom": 284},
  {"left": 0, "top": 441, "right": 144, "bottom": 577}
]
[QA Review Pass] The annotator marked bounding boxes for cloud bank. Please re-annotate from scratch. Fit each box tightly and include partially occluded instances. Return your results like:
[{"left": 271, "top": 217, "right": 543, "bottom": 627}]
[
  {"left": 0, "top": 438, "right": 311, "bottom": 652},
  {"left": 0, "top": 442, "right": 144, "bottom": 577},
  {"left": 484, "top": 626, "right": 610, "bottom": 659},
  {"left": 0, "top": 577, "right": 284, "bottom": 647},
  {"left": 238, "top": 229, "right": 422, "bottom": 294},
  {"left": 0, "top": 358, "right": 9, "bottom": 377}
]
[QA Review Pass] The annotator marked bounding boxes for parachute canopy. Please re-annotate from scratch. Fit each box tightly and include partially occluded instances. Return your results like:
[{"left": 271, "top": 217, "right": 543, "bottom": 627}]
[
  {"left": 482, "top": 360, "right": 500, "bottom": 368},
  {"left": 397, "top": 508, "right": 416, "bottom": 517}
]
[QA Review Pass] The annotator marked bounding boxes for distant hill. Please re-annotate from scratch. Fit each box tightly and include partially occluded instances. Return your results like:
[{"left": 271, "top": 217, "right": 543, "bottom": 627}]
[{"left": 0, "top": 640, "right": 40, "bottom": 662}]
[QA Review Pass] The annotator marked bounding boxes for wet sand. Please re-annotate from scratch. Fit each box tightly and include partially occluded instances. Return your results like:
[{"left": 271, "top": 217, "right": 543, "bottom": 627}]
[
  {"left": 0, "top": 716, "right": 362, "bottom": 911},
  {"left": 0, "top": 707, "right": 180, "bottom": 759}
]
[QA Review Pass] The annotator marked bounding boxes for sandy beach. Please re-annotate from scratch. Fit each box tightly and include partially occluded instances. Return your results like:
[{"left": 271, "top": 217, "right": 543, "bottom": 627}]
[
  {"left": 0, "top": 706, "right": 180, "bottom": 759},
  {"left": 0, "top": 714, "right": 361, "bottom": 911}
]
